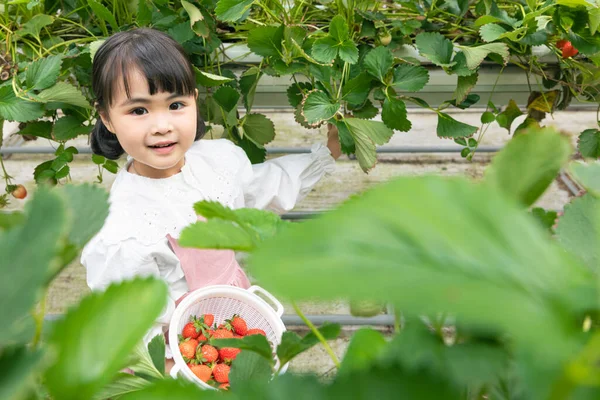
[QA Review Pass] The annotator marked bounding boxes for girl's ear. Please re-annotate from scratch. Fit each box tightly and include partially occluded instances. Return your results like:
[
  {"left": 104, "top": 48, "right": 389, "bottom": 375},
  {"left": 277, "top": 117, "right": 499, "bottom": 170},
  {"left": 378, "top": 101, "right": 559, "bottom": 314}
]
[{"left": 98, "top": 109, "right": 115, "bottom": 133}]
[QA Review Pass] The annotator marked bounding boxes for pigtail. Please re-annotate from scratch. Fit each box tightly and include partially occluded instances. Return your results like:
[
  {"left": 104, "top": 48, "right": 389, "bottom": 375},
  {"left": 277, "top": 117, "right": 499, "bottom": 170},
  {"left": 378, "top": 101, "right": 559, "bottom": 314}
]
[
  {"left": 90, "top": 119, "right": 124, "bottom": 160},
  {"left": 195, "top": 108, "right": 206, "bottom": 141}
]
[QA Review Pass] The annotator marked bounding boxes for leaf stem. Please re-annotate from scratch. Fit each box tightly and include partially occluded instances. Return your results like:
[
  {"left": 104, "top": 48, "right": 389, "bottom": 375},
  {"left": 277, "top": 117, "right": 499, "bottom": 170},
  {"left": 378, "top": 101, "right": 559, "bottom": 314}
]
[{"left": 292, "top": 302, "right": 340, "bottom": 368}]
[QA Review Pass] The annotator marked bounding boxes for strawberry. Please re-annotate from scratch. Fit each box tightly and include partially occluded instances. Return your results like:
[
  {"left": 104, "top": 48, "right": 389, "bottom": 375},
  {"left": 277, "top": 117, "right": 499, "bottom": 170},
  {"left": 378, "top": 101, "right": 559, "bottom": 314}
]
[
  {"left": 189, "top": 364, "right": 212, "bottom": 382},
  {"left": 226, "top": 315, "right": 248, "bottom": 336},
  {"left": 556, "top": 39, "right": 569, "bottom": 50},
  {"left": 211, "top": 329, "right": 234, "bottom": 339},
  {"left": 179, "top": 338, "right": 199, "bottom": 359},
  {"left": 562, "top": 41, "right": 578, "bottom": 58},
  {"left": 246, "top": 328, "right": 266, "bottom": 336},
  {"left": 219, "top": 347, "right": 241, "bottom": 362},
  {"left": 199, "top": 344, "right": 219, "bottom": 363},
  {"left": 213, "top": 363, "right": 230, "bottom": 383},
  {"left": 10, "top": 184, "right": 27, "bottom": 200},
  {"left": 198, "top": 331, "right": 208, "bottom": 342},
  {"left": 182, "top": 322, "right": 200, "bottom": 339},
  {"left": 200, "top": 313, "right": 214, "bottom": 328}
]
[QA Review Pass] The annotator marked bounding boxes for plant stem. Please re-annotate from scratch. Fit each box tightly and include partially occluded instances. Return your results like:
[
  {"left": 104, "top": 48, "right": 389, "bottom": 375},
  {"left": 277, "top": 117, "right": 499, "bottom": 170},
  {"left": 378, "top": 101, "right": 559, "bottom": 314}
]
[
  {"left": 292, "top": 302, "right": 340, "bottom": 368},
  {"left": 31, "top": 290, "right": 47, "bottom": 348}
]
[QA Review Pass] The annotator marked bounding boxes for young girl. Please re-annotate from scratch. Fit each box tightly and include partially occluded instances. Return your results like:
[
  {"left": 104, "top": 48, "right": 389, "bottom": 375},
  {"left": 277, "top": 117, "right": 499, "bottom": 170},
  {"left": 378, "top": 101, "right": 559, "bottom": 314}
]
[{"left": 80, "top": 28, "right": 340, "bottom": 360}]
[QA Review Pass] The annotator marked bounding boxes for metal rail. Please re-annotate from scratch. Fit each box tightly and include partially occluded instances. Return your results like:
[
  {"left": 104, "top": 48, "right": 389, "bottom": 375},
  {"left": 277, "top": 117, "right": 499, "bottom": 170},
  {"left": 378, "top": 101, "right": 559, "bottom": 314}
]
[
  {"left": 0, "top": 145, "right": 503, "bottom": 155},
  {"left": 43, "top": 313, "right": 395, "bottom": 326}
]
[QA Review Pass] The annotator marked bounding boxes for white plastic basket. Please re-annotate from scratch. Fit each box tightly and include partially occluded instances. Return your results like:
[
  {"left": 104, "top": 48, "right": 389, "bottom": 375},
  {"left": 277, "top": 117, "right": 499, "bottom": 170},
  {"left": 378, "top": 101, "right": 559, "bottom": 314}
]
[{"left": 168, "top": 285, "right": 287, "bottom": 389}]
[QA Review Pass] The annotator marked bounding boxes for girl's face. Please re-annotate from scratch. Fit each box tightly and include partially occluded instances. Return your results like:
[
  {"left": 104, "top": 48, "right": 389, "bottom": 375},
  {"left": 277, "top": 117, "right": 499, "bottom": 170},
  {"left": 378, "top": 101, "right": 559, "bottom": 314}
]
[{"left": 101, "top": 69, "right": 198, "bottom": 179}]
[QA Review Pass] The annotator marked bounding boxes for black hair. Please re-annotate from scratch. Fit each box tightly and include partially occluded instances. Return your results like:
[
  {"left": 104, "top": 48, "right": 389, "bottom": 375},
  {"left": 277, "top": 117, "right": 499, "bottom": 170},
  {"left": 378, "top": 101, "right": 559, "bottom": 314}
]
[{"left": 90, "top": 28, "right": 205, "bottom": 159}]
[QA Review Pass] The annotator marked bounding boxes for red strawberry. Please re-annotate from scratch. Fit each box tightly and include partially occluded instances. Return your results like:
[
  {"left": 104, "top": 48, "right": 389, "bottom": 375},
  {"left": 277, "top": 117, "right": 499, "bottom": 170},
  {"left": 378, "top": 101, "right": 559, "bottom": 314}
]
[
  {"left": 226, "top": 315, "right": 248, "bottom": 336},
  {"left": 199, "top": 344, "right": 219, "bottom": 363},
  {"left": 189, "top": 364, "right": 212, "bottom": 382},
  {"left": 556, "top": 39, "right": 569, "bottom": 50},
  {"left": 562, "top": 41, "right": 578, "bottom": 58},
  {"left": 201, "top": 313, "right": 214, "bottom": 328},
  {"left": 213, "top": 363, "right": 230, "bottom": 383},
  {"left": 10, "top": 184, "right": 27, "bottom": 200},
  {"left": 179, "top": 338, "right": 199, "bottom": 359},
  {"left": 198, "top": 332, "right": 208, "bottom": 342},
  {"left": 219, "top": 347, "right": 241, "bottom": 362},
  {"left": 211, "top": 329, "right": 234, "bottom": 339},
  {"left": 182, "top": 322, "right": 200, "bottom": 339},
  {"left": 246, "top": 328, "right": 266, "bottom": 336}
]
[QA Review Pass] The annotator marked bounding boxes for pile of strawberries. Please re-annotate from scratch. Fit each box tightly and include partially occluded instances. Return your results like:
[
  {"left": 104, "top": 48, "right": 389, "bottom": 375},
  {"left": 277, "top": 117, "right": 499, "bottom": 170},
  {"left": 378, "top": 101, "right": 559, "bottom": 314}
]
[{"left": 178, "top": 313, "right": 267, "bottom": 390}]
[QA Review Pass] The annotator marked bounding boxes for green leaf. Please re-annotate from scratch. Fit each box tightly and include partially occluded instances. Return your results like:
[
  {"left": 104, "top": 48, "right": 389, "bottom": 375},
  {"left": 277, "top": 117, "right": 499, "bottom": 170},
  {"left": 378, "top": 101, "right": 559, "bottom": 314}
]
[
  {"left": 0, "top": 187, "right": 68, "bottom": 345},
  {"left": 458, "top": 43, "right": 510, "bottom": 69},
  {"left": 436, "top": 112, "right": 478, "bottom": 138},
  {"left": 194, "top": 68, "right": 233, "bottom": 88},
  {"left": 230, "top": 351, "right": 273, "bottom": 385},
  {"left": 213, "top": 85, "right": 240, "bottom": 112},
  {"left": 17, "top": 121, "right": 53, "bottom": 139},
  {"left": 590, "top": 8, "right": 600, "bottom": 36},
  {"left": 92, "top": 373, "right": 151, "bottom": 400},
  {"left": 556, "top": 194, "right": 600, "bottom": 271},
  {"left": 239, "top": 67, "right": 262, "bottom": 111},
  {"left": 16, "top": 14, "right": 54, "bottom": 39},
  {"left": 287, "top": 82, "right": 313, "bottom": 108},
  {"left": 329, "top": 15, "right": 350, "bottom": 42},
  {"left": 89, "top": 40, "right": 105, "bottom": 62},
  {"left": 530, "top": 207, "right": 558, "bottom": 234},
  {"left": 454, "top": 73, "right": 478, "bottom": 104},
  {"left": 45, "top": 278, "right": 168, "bottom": 400},
  {"left": 344, "top": 118, "right": 394, "bottom": 172},
  {"left": 277, "top": 323, "right": 341, "bottom": 367},
  {"left": 53, "top": 116, "right": 92, "bottom": 141},
  {"left": 237, "top": 132, "right": 267, "bottom": 164},
  {"left": 137, "top": 0, "right": 152, "bottom": 26},
  {"left": 382, "top": 97, "right": 411, "bottom": 132},
  {"left": 570, "top": 160, "right": 600, "bottom": 197},
  {"left": 248, "top": 175, "right": 596, "bottom": 365},
  {"left": 479, "top": 23, "right": 508, "bottom": 43},
  {"left": 87, "top": 0, "right": 118, "bottom": 30},
  {"left": 0, "top": 211, "right": 25, "bottom": 231},
  {"left": 0, "top": 86, "right": 44, "bottom": 122},
  {"left": 567, "top": 30, "right": 600, "bottom": 55},
  {"left": 37, "top": 82, "right": 91, "bottom": 109},
  {"left": 350, "top": 99, "right": 378, "bottom": 120},
  {"left": 391, "top": 64, "right": 429, "bottom": 92},
  {"left": 496, "top": 99, "right": 523, "bottom": 132},
  {"left": 342, "top": 72, "right": 373, "bottom": 105},
  {"left": 415, "top": 32, "right": 455, "bottom": 67},
  {"left": 578, "top": 128, "right": 600, "bottom": 158},
  {"left": 337, "top": 328, "right": 387, "bottom": 377},
  {"left": 179, "top": 219, "right": 255, "bottom": 251},
  {"left": 242, "top": 113, "right": 275, "bottom": 145},
  {"left": 312, "top": 37, "right": 339, "bottom": 64},
  {"left": 0, "top": 346, "right": 44, "bottom": 400},
  {"left": 167, "top": 21, "right": 195, "bottom": 44},
  {"left": 26, "top": 55, "right": 62, "bottom": 91},
  {"left": 215, "top": 0, "right": 256, "bottom": 22},
  {"left": 127, "top": 340, "right": 164, "bottom": 380},
  {"left": 364, "top": 46, "right": 394, "bottom": 82},
  {"left": 211, "top": 334, "right": 274, "bottom": 361},
  {"left": 338, "top": 40, "right": 359, "bottom": 64},
  {"left": 484, "top": 127, "right": 572, "bottom": 207},
  {"left": 119, "top": 379, "right": 210, "bottom": 399},
  {"left": 248, "top": 25, "right": 284, "bottom": 58},
  {"left": 302, "top": 90, "right": 340, "bottom": 124},
  {"left": 181, "top": 0, "right": 208, "bottom": 37},
  {"left": 61, "top": 184, "right": 109, "bottom": 247}
]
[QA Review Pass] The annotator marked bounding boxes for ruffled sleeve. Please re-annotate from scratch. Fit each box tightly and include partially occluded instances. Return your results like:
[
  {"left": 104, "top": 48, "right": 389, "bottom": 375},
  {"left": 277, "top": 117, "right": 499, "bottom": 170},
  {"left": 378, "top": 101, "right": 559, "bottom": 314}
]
[
  {"left": 233, "top": 142, "right": 335, "bottom": 213},
  {"left": 81, "top": 234, "right": 188, "bottom": 353}
]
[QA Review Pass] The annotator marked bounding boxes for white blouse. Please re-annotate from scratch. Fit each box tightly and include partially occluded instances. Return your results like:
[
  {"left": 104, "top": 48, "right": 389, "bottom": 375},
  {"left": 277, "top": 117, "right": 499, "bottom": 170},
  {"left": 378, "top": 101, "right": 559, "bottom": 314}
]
[{"left": 81, "top": 138, "right": 335, "bottom": 348}]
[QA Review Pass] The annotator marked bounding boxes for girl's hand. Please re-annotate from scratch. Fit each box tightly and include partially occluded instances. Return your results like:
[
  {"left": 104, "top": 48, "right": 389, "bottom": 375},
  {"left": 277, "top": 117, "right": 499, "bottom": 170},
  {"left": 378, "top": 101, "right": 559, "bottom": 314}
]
[{"left": 326, "top": 122, "right": 342, "bottom": 160}]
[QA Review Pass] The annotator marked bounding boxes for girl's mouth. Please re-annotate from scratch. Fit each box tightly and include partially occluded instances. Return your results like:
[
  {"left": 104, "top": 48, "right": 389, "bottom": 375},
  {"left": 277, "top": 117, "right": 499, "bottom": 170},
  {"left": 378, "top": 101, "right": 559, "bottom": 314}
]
[{"left": 149, "top": 142, "right": 177, "bottom": 154}]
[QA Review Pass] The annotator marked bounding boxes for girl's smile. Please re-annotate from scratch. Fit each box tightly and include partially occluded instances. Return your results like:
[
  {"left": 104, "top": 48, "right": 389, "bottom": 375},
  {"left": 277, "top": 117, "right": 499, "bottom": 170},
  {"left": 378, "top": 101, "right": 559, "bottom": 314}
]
[{"left": 100, "top": 69, "right": 198, "bottom": 179}]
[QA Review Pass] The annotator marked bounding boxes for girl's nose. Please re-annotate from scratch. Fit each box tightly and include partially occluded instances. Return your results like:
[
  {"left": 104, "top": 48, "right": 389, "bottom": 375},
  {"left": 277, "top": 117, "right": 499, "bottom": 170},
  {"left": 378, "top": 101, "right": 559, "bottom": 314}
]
[{"left": 152, "top": 113, "right": 173, "bottom": 134}]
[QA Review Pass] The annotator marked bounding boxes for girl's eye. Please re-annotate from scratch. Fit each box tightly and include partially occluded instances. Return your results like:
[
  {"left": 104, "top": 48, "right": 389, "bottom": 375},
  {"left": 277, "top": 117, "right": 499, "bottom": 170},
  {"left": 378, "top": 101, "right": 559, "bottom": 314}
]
[
  {"left": 131, "top": 108, "right": 147, "bottom": 116},
  {"left": 170, "top": 102, "right": 184, "bottom": 111}
]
